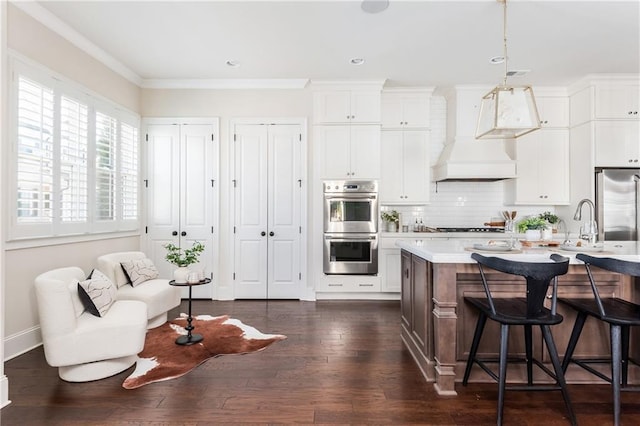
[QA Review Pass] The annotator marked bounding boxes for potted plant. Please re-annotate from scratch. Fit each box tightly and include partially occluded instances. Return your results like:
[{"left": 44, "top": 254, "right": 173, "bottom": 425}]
[
  {"left": 381, "top": 210, "right": 400, "bottom": 232},
  {"left": 164, "top": 241, "right": 205, "bottom": 283},
  {"left": 517, "top": 216, "right": 549, "bottom": 241},
  {"left": 539, "top": 211, "right": 560, "bottom": 233}
]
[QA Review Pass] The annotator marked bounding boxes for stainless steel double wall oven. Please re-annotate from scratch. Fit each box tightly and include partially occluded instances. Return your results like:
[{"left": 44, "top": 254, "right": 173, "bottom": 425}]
[{"left": 323, "top": 180, "right": 378, "bottom": 275}]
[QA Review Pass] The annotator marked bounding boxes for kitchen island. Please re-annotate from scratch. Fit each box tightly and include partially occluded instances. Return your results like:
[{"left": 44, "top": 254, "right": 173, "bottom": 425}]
[{"left": 396, "top": 238, "right": 640, "bottom": 396}]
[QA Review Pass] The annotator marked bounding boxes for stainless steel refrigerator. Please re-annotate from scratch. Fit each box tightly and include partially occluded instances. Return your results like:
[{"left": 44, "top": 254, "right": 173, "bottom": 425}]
[{"left": 595, "top": 167, "right": 640, "bottom": 241}]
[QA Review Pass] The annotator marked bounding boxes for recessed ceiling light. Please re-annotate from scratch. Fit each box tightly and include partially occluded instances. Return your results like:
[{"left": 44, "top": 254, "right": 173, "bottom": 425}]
[
  {"left": 225, "top": 60, "right": 240, "bottom": 68},
  {"left": 350, "top": 58, "right": 365, "bottom": 66},
  {"left": 489, "top": 56, "right": 505, "bottom": 64},
  {"left": 361, "top": 0, "right": 389, "bottom": 14}
]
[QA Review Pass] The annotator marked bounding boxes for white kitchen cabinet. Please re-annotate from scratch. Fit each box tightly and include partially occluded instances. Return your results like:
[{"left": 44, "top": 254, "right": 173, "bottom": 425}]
[
  {"left": 316, "top": 274, "right": 381, "bottom": 293},
  {"left": 313, "top": 90, "right": 381, "bottom": 124},
  {"left": 536, "top": 96, "right": 569, "bottom": 128},
  {"left": 315, "top": 125, "right": 381, "bottom": 179},
  {"left": 381, "top": 92, "right": 431, "bottom": 129},
  {"left": 144, "top": 120, "right": 218, "bottom": 299},
  {"left": 380, "top": 130, "right": 430, "bottom": 204},
  {"left": 595, "top": 84, "right": 640, "bottom": 119},
  {"left": 380, "top": 248, "right": 401, "bottom": 292},
  {"left": 594, "top": 120, "right": 640, "bottom": 167},
  {"left": 506, "top": 128, "right": 570, "bottom": 205}
]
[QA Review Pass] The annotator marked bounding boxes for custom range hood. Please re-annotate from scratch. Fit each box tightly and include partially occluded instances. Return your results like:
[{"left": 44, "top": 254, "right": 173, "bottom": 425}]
[{"left": 432, "top": 86, "right": 516, "bottom": 182}]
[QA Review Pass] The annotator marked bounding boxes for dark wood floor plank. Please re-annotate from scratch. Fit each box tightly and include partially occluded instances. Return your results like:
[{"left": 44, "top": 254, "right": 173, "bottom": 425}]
[{"left": 2, "top": 300, "right": 640, "bottom": 425}]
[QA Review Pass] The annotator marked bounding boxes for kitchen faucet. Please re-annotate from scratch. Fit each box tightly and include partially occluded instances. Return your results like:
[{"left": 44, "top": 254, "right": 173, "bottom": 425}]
[{"left": 573, "top": 199, "right": 598, "bottom": 244}]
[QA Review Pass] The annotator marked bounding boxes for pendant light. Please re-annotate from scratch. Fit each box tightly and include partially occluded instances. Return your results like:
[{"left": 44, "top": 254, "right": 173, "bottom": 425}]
[{"left": 476, "top": 0, "right": 540, "bottom": 139}]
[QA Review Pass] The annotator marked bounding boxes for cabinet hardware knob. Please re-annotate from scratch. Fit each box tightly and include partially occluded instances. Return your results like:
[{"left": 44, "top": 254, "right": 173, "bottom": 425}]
[
  {"left": 261, "top": 231, "right": 266, "bottom": 236},
  {"left": 181, "top": 231, "right": 187, "bottom": 236},
  {"left": 269, "top": 231, "right": 275, "bottom": 237},
  {"left": 172, "top": 231, "right": 178, "bottom": 236}
]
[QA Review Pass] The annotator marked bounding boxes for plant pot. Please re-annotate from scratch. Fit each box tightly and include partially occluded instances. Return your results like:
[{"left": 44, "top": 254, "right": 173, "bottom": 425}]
[
  {"left": 173, "top": 266, "right": 190, "bottom": 284},
  {"left": 386, "top": 221, "right": 398, "bottom": 232},
  {"left": 525, "top": 229, "right": 542, "bottom": 241}
]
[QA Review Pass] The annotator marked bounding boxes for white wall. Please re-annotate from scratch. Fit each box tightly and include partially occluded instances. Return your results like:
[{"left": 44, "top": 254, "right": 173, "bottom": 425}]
[{"left": 3, "top": 4, "right": 142, "bottom": 363}]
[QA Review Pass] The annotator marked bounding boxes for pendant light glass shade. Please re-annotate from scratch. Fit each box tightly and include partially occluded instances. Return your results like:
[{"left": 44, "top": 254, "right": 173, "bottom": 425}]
[
  {"left": 475, "top": 0, "right": 540, "bottom": 139},
  {"left": 476, "top": 85, "right": 540, "bottom": 139}
]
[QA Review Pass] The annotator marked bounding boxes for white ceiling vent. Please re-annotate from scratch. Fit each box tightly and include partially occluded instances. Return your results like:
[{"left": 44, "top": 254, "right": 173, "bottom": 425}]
[{"left": 506, "top": 69, "right": 530, "bottom": 77}]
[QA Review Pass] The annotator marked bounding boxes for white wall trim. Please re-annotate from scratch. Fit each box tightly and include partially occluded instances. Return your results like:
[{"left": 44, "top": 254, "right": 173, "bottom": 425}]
[
  {"left": 141, "top": 78, "right": 309, "bottom": 90},
  {"left": 4, "top": 325, "right": 42, "bottom": 362},
  {"left": 1, "top": 0, "right": 9, "bottom": 409},
  {"left": 11, "top": 0, "right": 142, "bottom": 86},
  {"left": 0, "top": 375, "right": 9, "bottom": 408}
]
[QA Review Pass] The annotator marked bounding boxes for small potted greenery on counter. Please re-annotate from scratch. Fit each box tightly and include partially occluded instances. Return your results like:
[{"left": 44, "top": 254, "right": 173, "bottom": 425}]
[
  {"left": 517, "top": 216, "right": 549, "bottom": 241},
  {"left": 539, "top": 211, "right": 560, "bottom": 232},
  {"left": 381, "top": 210, "right": 400, "bottom": 232}
]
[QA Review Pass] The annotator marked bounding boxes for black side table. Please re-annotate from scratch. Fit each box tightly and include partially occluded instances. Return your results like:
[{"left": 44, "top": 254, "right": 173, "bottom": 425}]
[{"left": 169, "top": 278, "right": 211, "bottom": 345}]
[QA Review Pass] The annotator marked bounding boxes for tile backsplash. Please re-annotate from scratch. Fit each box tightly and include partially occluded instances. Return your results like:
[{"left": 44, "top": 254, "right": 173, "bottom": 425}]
[{"left": 380, "top": 96, "right": 551, "bottom": 228}]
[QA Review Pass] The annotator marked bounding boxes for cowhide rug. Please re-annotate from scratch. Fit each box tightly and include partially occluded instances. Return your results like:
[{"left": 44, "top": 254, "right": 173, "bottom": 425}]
[{"left": 122, "top": 314, "right": 286, "bottom": 389}]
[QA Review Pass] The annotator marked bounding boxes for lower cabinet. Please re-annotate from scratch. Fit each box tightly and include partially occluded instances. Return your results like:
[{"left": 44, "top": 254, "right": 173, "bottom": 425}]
[
  {"left": 401, "top": 250, "right": 434, "bottom": 368},
  {"left": 316, "top": 274, "right": 381, "bottom": 293}
]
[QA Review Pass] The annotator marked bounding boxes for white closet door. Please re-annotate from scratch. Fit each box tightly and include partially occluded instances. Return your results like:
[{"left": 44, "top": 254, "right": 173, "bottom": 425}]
[
  {"left": 145, "top": 124, "right": 181, "bottom": 282},
  {"left": 180, "top": 124, "right": 215, "bottom": 299},
  {"left": 267, "top": 125, "right": 301, "bottom": 299},
  {"left": 233, "top": 123, "right": 302, "bottom": 299},
  {"left": 145, "top": 122, "right": 216, "bottom": 299},
  {"left": 233, "top": 124, "right": 269, "bottom": 298}
]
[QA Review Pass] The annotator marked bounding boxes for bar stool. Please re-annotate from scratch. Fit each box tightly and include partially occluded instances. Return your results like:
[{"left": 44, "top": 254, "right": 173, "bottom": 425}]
[
  {"left": 463, "top": 253, "right": 576, "bottom": 426},
  {"left": 559, "top": 253, "right": 640, "bottom": 426}
]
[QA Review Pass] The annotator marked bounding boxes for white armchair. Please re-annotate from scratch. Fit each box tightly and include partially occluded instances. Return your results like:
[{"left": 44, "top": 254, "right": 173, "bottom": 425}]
[
  {"left": 97, "top": 251, "right": 181, "bottom": 328},
  {"left": 34, "top": 267, "right": 147, "bottom": 382}
]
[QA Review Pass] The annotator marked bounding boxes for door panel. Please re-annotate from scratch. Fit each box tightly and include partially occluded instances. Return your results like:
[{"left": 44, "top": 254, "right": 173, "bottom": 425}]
[{"left": 233, "top": 123, "right": 301, "bottom": 299}]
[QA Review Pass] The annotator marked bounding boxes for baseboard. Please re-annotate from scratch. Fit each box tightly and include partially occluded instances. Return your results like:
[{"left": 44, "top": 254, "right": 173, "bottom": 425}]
[
  {"left": 315, "top": 292, "right": 400, "bottom": 300},
  {"left": 0, "top": 375, "right": 9, "bottom": 408},
  {"left": 4, "top": 325, "right": 42, "bottom": 361}
]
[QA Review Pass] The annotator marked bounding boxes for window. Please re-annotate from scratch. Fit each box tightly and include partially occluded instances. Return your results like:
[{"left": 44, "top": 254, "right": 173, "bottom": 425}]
[{"left": 10, "top": 57, "right": 140, "bottom": 240}]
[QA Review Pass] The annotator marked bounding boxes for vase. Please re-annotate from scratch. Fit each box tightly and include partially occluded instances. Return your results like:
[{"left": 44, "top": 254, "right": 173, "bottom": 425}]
[
  {"left": 173, "top": 266, "right": 190, "bottom": 284},
  {"left": 525, "top": 229, "right": 541, "bottom": 241},
  {"left": 386, "top": 221, "right": 397, "bottom": 232}
]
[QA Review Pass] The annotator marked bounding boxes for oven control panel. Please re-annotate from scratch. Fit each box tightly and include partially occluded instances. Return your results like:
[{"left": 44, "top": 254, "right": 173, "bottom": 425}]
[{"left": 324, "top": 180, "right": 378, "bottom": 193}]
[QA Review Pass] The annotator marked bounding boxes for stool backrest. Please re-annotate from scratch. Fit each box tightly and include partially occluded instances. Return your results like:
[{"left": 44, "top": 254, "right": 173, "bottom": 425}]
[
  {"left": 471, "top": 253, "right": 570, "bottom": 318},
  {"left": 576, "top": 253, "right": 640, "bottom": 317}
]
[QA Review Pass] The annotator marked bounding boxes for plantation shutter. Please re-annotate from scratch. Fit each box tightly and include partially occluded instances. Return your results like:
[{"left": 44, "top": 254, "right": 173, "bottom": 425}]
[
  {"left": 120, "top": 122, "right": 139, "bottom": 222},
  {"left": 95, "top": 112, "right": 117, "bottom": 221},
  {"left": 59, "top": 96, "right": 89, "bottom": 223},
  {"left": 16, "top": 76, "right": 54, "bottom": 224}
]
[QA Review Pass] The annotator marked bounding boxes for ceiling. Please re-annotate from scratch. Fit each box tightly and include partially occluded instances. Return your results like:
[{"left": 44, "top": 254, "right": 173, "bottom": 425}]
[{"left": 21, "top": 0, "right": 640, "bottom": 88}]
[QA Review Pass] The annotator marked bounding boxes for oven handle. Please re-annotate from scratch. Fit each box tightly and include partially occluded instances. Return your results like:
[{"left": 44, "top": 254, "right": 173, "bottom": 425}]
[
  {"left": 324, "top": 194, "right": 377, "bottom": 200},
  {"left": 325, "top": 235, "right": 377, "bottom": 241}
]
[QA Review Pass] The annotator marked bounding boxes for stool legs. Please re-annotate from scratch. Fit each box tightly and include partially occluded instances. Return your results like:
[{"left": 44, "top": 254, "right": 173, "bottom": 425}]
[
  {"left": 541, "top": 325, "right": 577, "bottom": 426},
  {"left": 525, "top": 325, "right": 533, "bottom": 385},
  {"left": 463, "top": 313, "right": 487, "bottom": 385},
  {"left": 497, "top": 324, "right": 510, "bottom": 426},
  {"left": 611, "top": 324, "right": 622, "bottom": 426},
  {"left": 562, "top": 311, "right": 588, "bottom": 373}
]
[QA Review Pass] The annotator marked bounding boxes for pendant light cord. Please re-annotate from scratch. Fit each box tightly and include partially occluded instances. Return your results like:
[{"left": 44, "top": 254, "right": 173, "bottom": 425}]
[{"left": 502, "top": 0, "right": 508, "bottom": 86}]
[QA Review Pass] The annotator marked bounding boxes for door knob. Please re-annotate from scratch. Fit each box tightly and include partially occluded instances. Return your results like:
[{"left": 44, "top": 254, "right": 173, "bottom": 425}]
[
  {"left": 172, "top": 231, "right": 178, "bottom": 236},
  {"left": 269, "top": 231, "right": 275, "bottom": 237},
  {"left": 261, "top": 231, "right": 266, "bottom": 236},
  {"left": 181, "top": 231, "right": 187, "bottom": 236}
]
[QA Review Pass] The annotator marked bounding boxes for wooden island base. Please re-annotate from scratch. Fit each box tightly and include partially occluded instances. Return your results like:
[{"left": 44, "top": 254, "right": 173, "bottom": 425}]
[{"left": 400, "top": 249, "right": 640, "bottom": 396}]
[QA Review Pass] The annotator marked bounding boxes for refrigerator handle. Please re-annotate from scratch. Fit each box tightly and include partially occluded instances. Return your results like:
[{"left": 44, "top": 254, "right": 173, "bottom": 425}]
[{"left": 595, "top": 169, "right": 605, "bottom": 242}]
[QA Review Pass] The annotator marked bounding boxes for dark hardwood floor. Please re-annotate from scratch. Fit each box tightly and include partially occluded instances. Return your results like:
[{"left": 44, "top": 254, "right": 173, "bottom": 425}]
[{"left": 1, "top": 300, "right": 638, "bottom": 425}]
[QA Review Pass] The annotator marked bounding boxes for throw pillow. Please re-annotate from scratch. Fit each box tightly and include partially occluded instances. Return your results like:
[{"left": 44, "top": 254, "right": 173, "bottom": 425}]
[
  {"left": 120, "top": 258, "right": 159, "bottom": 287},
  {"left": 77, "top": 269, "right": 117, "bottom": 317}
]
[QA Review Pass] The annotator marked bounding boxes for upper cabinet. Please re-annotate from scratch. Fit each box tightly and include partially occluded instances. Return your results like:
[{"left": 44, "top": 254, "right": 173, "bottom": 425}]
[
  {"left": 594, "top": 84, "right": 640, "bottom": 119},
  {"left": 312, "top": 81, "right": 385, "bottom": 124},
  {"left": 380, "top": 130, "right": 430, "bottom": 204},
  {"left": 315, "top": 125, "right": 381, "bottom": 179},
  {"left": 536, "top": 96, "right": 569, "bottom": 128},
  {"left": 594, "top": 121, "right": 640, "bottom": 167},
  {"left": 381, "top": 90, "right": 433, "bottom": 129}
]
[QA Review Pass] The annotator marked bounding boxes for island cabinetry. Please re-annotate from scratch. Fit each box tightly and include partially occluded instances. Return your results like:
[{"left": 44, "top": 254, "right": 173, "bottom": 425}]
[
  {"left": 381, "top": 91, "right": 431, "bottom": 129},
  {"left": 380, "top": 130, "right": 430, "bottom": 204},
  {"left": 400, "top": 250, "right": 436, "bottom": 384}
]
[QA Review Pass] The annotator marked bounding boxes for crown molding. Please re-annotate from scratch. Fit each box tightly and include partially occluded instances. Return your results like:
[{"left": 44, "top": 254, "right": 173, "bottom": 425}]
[
  {"left": 140, "top": 78, "right": 309, "bottom": 90},
  {"left": 11, "top": 0, "right": 142, "bottom": 86}
]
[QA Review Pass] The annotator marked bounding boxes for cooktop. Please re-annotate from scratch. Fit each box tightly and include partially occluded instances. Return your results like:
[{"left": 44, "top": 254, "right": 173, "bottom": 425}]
[{"left": 436, "top": 227, "right": 504, "bottom": 233}]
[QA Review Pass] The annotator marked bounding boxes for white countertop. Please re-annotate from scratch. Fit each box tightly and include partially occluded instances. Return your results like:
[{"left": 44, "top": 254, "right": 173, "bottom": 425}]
[{"left": 396, "top": 238, "right": 640, "bottom": 264}]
